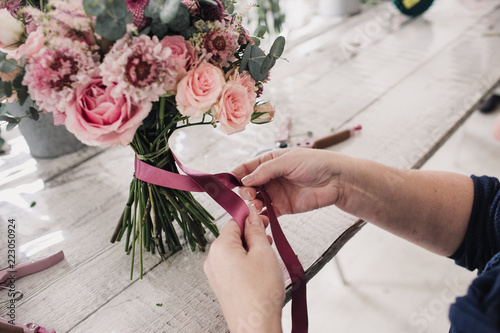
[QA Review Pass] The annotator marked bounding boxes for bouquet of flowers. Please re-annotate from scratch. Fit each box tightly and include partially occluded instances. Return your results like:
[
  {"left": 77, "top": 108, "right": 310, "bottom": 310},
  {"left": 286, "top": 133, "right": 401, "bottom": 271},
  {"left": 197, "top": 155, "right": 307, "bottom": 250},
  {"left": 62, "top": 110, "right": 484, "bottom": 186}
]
[{"left": 0, "top": 0, "right": 285, "bottom": 277}]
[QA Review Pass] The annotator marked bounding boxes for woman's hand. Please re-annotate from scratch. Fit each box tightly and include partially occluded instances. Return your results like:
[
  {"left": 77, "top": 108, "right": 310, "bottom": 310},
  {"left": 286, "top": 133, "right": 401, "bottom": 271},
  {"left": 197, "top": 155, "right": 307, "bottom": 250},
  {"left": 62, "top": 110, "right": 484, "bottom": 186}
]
[
  {"left": 204, "top": 214, "right": 285, "bottom": 333},
  {"left": 232, "top": 148, "right": 350, "bottom": 216}
]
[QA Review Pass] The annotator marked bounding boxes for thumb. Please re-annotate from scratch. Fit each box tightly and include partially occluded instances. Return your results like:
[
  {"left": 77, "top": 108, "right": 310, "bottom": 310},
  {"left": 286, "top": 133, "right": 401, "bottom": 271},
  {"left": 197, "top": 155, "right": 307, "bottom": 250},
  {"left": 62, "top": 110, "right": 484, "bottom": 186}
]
[
  {"left": 241, "top": 157, "right": 285, "bottom": 187},
  {"left": 244, "top": 213, "right": 271, "bottom": 250}
]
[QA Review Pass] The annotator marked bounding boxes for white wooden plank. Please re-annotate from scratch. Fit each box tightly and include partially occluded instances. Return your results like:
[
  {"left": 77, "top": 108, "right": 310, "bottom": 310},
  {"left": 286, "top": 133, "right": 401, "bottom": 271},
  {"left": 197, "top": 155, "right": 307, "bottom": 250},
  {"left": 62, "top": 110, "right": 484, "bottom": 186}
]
[{"left": 1, "top": 1, "right": 499, "bottom": 332}]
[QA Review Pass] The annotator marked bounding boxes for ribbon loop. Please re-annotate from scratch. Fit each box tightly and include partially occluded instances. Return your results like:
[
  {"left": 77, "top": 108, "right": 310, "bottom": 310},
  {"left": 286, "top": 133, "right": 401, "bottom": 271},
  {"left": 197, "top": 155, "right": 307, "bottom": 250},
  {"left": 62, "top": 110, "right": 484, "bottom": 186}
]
[{"left": 134, "top": 156, "right": 308, "bottom": 333}]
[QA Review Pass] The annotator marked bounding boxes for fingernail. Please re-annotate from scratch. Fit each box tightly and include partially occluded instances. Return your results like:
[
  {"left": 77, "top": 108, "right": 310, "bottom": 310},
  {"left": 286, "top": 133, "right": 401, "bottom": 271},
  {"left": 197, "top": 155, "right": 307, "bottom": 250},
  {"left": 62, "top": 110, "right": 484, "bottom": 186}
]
[
  {"left": 241, "top": 173, "right": 255, "bottom": 185},
  {"left": 250, "top": 203, "right": 259, "bottom": 213},
  {"left": 241, "top": 188, "right": 251, "bottom": 200},
  {"left": 247, "top": 213, "right": 263, "bottom": 226}
]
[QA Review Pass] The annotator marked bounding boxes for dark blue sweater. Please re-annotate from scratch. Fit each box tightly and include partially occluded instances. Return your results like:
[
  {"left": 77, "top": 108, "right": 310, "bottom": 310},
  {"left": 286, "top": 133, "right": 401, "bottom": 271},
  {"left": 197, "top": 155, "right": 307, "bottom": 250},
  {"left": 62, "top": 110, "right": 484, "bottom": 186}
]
[{"left": 449, "top": 175, "right": 500, "bottom": 332}]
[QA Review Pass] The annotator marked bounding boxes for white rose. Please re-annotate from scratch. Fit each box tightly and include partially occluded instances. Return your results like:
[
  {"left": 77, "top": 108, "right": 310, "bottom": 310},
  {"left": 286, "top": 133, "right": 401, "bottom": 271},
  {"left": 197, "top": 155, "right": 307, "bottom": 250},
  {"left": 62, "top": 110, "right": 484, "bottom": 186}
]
[{"left": 0, "top": 9, "right": 25, "bottom": 52}]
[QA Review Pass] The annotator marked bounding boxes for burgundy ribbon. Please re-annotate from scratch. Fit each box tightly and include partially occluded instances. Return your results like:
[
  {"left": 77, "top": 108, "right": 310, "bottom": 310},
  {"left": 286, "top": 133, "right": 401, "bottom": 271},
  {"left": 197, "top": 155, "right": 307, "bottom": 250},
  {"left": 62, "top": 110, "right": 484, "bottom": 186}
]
[{"left": 134, "top": 156, "right": 308, "bottom": 333}]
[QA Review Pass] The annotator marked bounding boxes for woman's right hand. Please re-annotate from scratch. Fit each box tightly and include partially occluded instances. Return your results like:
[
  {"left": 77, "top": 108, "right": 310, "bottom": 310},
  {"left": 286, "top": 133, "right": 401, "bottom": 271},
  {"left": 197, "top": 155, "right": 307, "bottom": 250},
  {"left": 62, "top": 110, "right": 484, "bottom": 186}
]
[{"left": 232, "top": 148, "right": 351, "bottom": 217}]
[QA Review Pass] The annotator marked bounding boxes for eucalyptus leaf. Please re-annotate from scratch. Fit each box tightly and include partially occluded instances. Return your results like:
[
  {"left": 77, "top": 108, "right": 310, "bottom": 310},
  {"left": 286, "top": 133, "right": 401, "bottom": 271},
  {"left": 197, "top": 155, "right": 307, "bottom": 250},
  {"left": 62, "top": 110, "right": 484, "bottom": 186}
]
[
  {"left": 0, "top": 53, "right": 18, "bottom": 74},
  {"left": 28, "top": 107, "right": 40, "bottom": 121},
  {"left": 95, "top": 13, "right": 127, "bottom": 41},
  {"left": 6, "top": 120, "right": 19, "bottom": 131},
  {"left": 248, "top": 45, "right": 267, "bottom": 81},
  {"left": 83, "top": 0, "right": 106, "bottom": 16},
  {"left": 254, "top": 26, "right": 267, "bottom": 38},
  {"left": 269, "top": 36, "right": 285, "bottom": 58},
  {"left": 166, "top": 3, "right": 190, "bottom": 32},
  {"left": 251, "top": 37, "right": 260, "bottom": 46},
  {"left": 159, "top": 0, "right": 181, "bottom": 24},
  {"left": 239, "top": 43, "right": 252, "bottom": 73},
  {"left": 3, "top": 81, "right": 12, "bottom": 97},
  {"left": 0, "top": 114, "right": 16, "bottom": 122},
  {"left": 150, "top": 17, "right": 169, "bottom": 38},
  {"left": 260, "top": 54, "right": 276, "bottom": 75},
  {"left": 12, "top": 74, "right": 23, "bottom": 89},
  {"left": 16, "top": 85, "right": 28, "bottom": 106}
]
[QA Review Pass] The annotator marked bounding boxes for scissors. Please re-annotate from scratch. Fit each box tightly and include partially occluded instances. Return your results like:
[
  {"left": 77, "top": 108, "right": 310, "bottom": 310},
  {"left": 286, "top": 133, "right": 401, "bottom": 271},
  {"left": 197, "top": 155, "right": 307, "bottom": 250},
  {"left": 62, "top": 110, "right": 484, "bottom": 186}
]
[
  {"left": 254, "top": 117, "right": 362, "bottom": 156},
  {"left": 0, "top": 251, "right": 64, "bottom": 333}
]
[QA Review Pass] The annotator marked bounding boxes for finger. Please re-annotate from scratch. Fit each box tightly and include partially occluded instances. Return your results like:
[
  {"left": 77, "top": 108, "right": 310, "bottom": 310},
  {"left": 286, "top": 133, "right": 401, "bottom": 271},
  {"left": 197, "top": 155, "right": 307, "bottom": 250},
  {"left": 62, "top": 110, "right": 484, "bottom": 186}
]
[
  {"left": 249, "top": 199, "right": 264, "bottom": 213},
  {"left": 239, "top": 186, "right": 257, "bottom": 200},
  {"left": 232, "top": 149, "right": 289, "bottom": 180},
  {"left": 217, "top": 219, "right": 243, "bottom": 244},
  {"left": 244, "top": 213, "right": 272, "bottom": 250},
  {"left": 241, "top": 152, "right": 290, "bottom": 187}
]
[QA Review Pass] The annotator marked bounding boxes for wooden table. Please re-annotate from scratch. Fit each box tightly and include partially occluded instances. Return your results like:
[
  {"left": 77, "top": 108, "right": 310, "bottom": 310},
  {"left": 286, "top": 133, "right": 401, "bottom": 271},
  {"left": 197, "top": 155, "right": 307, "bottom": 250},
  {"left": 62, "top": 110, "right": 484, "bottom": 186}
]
[{"left": 1, "top": 0, "right": 500, "bottom": 331}]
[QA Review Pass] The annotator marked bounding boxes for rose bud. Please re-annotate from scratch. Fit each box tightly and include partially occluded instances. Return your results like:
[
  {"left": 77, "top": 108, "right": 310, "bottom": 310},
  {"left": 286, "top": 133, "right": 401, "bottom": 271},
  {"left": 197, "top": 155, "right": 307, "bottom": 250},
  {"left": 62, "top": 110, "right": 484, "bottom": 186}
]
[{"left": 251, "top": 102, "right": 276, "bottom": 124}]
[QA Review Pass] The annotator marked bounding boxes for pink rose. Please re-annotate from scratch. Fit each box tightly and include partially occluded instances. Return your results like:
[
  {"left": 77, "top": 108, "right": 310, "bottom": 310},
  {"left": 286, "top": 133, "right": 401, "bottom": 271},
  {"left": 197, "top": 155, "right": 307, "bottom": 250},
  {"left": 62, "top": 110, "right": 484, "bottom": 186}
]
[
  {"left": 213, "top": 82, "right": 254, "bottom": 135},
  {"left": 175, "top": 63, "right": 225, "bottom": 117},
  {"left": 65, "top": 76, "right": 151, "bottom": 146},
  {"left": 160, "top": 35, "right": 197, "bottom": 85}
]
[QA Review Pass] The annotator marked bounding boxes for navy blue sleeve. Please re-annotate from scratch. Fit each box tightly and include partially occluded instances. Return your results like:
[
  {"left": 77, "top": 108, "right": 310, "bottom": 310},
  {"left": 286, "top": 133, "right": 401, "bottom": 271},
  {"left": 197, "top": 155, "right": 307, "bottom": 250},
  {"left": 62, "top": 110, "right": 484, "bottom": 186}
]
[
  {"left": 449, "top": 254, "right": 500, "bottom": 333},
  {"left": 449, "top": 175, "right": 500, "bottom": 273}
]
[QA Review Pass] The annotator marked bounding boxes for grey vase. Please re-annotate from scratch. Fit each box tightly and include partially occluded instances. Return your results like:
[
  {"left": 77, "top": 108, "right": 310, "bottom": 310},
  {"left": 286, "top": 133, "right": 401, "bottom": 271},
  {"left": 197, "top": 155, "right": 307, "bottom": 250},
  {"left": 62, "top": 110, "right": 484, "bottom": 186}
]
[{"left": 6, "top": 100, "right": 85, "bottom": 158}]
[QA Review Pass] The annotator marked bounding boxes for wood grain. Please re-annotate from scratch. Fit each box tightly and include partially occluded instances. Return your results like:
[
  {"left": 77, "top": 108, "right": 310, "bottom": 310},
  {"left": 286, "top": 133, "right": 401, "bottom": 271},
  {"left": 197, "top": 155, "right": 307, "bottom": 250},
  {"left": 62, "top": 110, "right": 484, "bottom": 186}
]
[{"left": 1, "top": 0, "right": 500, "bottom": 332}]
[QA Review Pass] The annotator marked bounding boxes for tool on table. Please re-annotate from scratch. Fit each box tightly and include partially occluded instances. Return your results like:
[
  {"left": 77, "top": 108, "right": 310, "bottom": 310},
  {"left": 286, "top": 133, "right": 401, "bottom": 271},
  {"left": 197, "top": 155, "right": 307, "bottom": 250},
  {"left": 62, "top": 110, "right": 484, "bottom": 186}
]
[
  {"left": 254, "top": 117, "right": 362, "bottom": 156},
  {"left": 0, "top": 251, "right": 64, "bottom": 287},
  {"left": 0, "top": 251, "right": 64, "bottom": 333}
]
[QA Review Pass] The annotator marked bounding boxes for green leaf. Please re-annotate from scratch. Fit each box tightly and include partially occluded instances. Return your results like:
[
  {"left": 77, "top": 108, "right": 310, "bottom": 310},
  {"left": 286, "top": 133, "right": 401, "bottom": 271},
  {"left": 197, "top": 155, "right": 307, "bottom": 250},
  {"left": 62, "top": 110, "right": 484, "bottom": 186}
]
[
  {"left": 254, "top": 26, "right": 267, "bottom": 38},
  {"left": 83, "top": 0, "right": 106, "bottom": 16},
  {"left": 166, "top": 3, "right": 190, "bottom": 32},
  {"left": 16, "top": 85, "right": 28, "bottom": 106},
  {"left": 5, "top": 118, "right": 20, "bottom": 131},
  {"left": 146, "top": 0, "right": 181, "bottom": 23},
  {"left": 30, "top": 201, "right": 36, "bottom": 207},
  {"left": 12, "top": 73, "right": 23, "bottom": 89},
  {"left": 149, "top": 18, "right": 169, "bottom": 38},
  {"left": 0, "top": 52, "right": 18, "bottom": 74},
  {"left": 269, "top": 36, "right": 285, "bottom": 59},
  {"left": 260, "top": 54, "right": 276, "bottom": 75},
  {"left": 92, "top": 0, "right": 132, "bottom": 40},
  {"left": 160, "top": 0, "right": 181, "bottom": 23},
  {"left": 95, "top": 12, "right": 128, "bottom": 41},
  {"left": 0, "top": 114, "right": 17, "bottom": 122},
  {"left": 248, "top": 45, "right": 267, "bottom": 81},
  {"left": 3, "top": 81, "right": 12, "bottom": 97},
  {"left": 28, "top": 107, "right": 40, "bottom": 121},
  {"left": 252, "top": 37, "right": 261, "bottom": 47},
  {"left": 239, "top": 43, "right": 252, "bottom": 73}
]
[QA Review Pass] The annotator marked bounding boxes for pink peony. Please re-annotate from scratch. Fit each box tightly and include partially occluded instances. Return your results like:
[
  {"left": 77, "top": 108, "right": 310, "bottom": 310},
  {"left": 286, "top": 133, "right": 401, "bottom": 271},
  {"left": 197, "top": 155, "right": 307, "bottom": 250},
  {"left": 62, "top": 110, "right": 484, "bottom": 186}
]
[
  {"left": 21, "top": 26, "right": 45, "bottom": 59},
  {"left": 100, "top": 34, "right": 176, "bottom": 103},
  {"left": 65, "top": 75, "right": 151, "bottom": 146},
  {"left": 159, "top": 35, "right": 197, "bottom": 87},
  {"left": 175, "top": 62, "right": 225, "bottom": 117},
  {"left": 212, "top": 81, "right": 254, "bottom": 135},
  {"left": 22, "top": 39, "right": 97, "bottom": 121}
]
